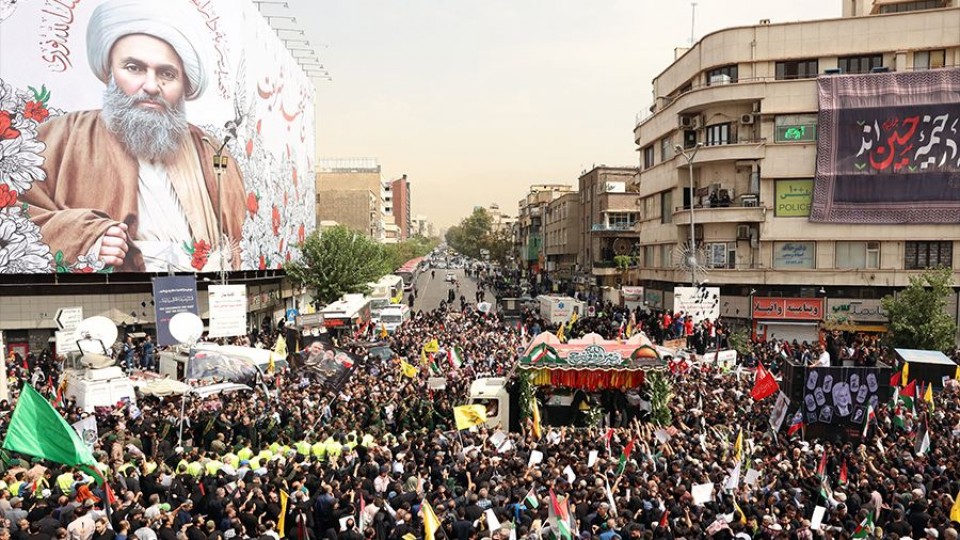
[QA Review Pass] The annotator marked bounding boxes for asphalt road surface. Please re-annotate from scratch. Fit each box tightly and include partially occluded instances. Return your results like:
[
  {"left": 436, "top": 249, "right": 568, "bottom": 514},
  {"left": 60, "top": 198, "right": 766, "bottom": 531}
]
[{"left": 410, "top": 268, "right": 496, "bottom": 313}]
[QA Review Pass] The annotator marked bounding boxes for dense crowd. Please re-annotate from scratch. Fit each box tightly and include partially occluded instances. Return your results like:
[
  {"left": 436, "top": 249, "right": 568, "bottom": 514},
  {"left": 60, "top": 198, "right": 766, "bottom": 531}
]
[{"left": 0, "top": 273, "right": 958, "bottom": 540}]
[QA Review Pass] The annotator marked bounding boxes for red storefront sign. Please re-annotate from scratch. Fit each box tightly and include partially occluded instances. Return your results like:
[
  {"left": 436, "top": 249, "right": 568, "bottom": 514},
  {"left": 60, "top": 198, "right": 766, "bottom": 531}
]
[{"left": 751, "top": 297, "right": 823, "bottom": 320}]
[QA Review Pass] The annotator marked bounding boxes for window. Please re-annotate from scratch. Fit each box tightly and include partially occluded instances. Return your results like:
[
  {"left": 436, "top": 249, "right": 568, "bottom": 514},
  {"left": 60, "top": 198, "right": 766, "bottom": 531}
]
[
  {"left": 679, "top": 82, "right": 693, "bottom": 94},
  {"left": 775, "top": 115, "right": 818, "bottom": 143},
  {"left": 660, "top": 191, "right": 672, "bottom": 224},
  {"left": 914, "top": 49, "right": 946, "bottom": 70},
  {"left": 644, "top": 245, "right": 655, "bottom": 268},
  {"left": 660, "top": 137, "right": 674, "bottom": 161},
  {"left": 705, "top": 242, "right": 731, "bottom": 269},
  {"left": 704, "top": 123, "right": 731, "bottom": 146},
  {"left": 838, "top": 54, "right": 884, "bottom": 74},
  {"left": 706, "top": 65, "right": 738, "bottom": 85},
  {"left": 775, "top": 59, "right": 819, "bottom": 80},
  {"left": 904, "top": 241, "right": 953, "bottom": 269},
  {"left": 878, "top": 0, "right": 943, "bottom": 13},
  {"left": 683, "top": 130, "right": 697, "bottom": 149},
  {"left": 660, "top": 244, "right": 673, "bottom": 268},
  {"left": 773, "top": 242, "right": 816, "bottom": 269},
  {"left": 608, "top": 213, "right": 636, "bottom": 228},
  {"left": 643, "top": 145, "right": 655, "bottom": 169},
  {"left": 836, "top": 241, "right": 880, "bottom": 269}
]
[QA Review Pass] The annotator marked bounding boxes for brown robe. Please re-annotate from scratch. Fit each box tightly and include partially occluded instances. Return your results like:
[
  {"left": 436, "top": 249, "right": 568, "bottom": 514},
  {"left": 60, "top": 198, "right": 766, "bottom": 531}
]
[{"left": 23, "top": 110, "right": 246, "bottom": 272}]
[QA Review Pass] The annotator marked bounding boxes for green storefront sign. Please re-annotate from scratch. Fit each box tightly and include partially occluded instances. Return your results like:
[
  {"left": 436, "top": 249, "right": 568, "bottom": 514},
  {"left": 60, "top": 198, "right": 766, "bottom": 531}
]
[{"left": 775, "top": 179, "right": 814, "bottom": 217}]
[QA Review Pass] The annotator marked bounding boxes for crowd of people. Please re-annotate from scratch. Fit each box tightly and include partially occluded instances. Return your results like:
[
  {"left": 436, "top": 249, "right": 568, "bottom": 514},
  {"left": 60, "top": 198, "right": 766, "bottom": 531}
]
[{"left": 0, "top": 272, "right": 958, "bottom": 540}]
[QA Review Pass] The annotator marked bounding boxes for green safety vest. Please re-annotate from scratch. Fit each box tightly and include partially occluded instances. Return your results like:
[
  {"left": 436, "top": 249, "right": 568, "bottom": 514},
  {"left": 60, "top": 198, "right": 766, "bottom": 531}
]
[
  {"left": 205, "top": 460, "right": 223, "bottom": 476},
  {"left": 186, "top": 461, "right": 203, "bottom": 478},
  {"left": 295, "top": 441, "right": 311, "bottom": 456},
  {"left": 237, "top": 447, "right": 254, "bottom": 461}
]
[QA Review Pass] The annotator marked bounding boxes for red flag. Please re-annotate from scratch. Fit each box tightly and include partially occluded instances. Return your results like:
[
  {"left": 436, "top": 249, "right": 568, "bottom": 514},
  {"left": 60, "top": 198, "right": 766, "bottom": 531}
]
[
  {"left": 750, "top": 362, "right": 779, "bottom": 401},
  {"left": 839, "top": 460, "right": 848, "bottom": 485},
  {"left": 816, "top": 448, "right": 828, "bottom": 477},
  {"left": 787, "top": 411, "right": 804, "bottom": 436},
  {"left": 889, "top": 371, "right": 900, "bottom": 387},
  {"left": 602, "top": 428, "right": 614, "bottom": 453},
  {"left": 901, "top": 379, "right": 916, "bottom": 398},
  {"left": 659, "top": 510, "right": 669, "bottom": 529}
]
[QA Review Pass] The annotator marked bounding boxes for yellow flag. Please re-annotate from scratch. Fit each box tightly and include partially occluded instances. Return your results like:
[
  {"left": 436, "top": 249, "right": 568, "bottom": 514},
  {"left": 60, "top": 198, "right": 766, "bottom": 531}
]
[
  {"left": 420, "top": 348, "right": 429, "bottom": 366},
  {"left": 530, "top": 396, "right": 542, "bottom": 440},
  {"left": 951, "top": 490, "right": 960, "bottom": 524},
  {"left": 381, "top": 323, "right": 388, "bottom": 338},
  {"left": 278, "top": 490, "right": 289, "bottom": 538},
  {"left": 924, "top": 383, "right": 934, "bottom": 410},
  {"left": 421, "top": 499, "right": 442, "bottom": 540},
  {"left": 423, "top": 339, "right": 440, "bottom": 353},
  {"left": 955, "top": 364, "right": 959, "bottom": 381},
  {"left": 556, "top": 324, "right": 565, "bottom": 343},
  {"left": 454, "top": 404, "right": 488, "bottom": 430},
  {"left": 733, "top": 498, "right": 747, "bottom": 525},
  {"left": 734, "top": 428, "right": 743, "bottom": 463},
  {"left": 902, "top": 362, "right": 909, "bottom": 386},
  {"left": 569, "top": 312, "right": 578, "bottom": 326},
  {"left": 400, "top": 359, "right": 419, "bottom": 379},
  {"left": 626, "top": 322, "right": 634, "bottom": 337}
]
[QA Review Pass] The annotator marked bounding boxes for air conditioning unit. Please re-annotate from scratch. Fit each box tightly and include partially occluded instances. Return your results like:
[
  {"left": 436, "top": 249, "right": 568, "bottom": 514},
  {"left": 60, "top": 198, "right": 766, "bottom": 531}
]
[
  {"left": 824, "top": 68, "right": 843, "bottom": 75},
  {"left": 739, "top": 113, "right": 756, "bottom": 125},
  {"left": 691, "top": 115, "right": 702, "bottom": 130},
  {"left": 736, "top": 224, "right": 751, "bottom": 240},
  {"left": 679, "top": 115, "right": 695, "bottom": 129},
  {"left": 694, "top": 224, "right": 704, "bottom": 240}
]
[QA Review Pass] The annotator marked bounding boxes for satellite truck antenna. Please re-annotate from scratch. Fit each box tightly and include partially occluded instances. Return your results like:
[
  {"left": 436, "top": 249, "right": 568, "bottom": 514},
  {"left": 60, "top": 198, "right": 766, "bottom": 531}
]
[
  {"left": 74, "top": 316, "right": 119, "bottom": 358},
  {"left": 690, "top": 2, "right": 697, "bottom": 46},
  {"left": 167, "top": 312, "right": 205, "bottom": 450}
]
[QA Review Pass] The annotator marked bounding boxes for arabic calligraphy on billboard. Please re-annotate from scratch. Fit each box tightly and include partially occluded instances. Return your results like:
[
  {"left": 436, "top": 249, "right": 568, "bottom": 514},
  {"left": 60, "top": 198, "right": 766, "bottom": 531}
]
[
  {"left": 810, "top": 69, "right": 960, "bottom": 224},
  {"left": 751, "top": 297, "right": 823, "bottom": 321},
  {"left": 0, "top": 0, "right": 316, "bottom": 274}
]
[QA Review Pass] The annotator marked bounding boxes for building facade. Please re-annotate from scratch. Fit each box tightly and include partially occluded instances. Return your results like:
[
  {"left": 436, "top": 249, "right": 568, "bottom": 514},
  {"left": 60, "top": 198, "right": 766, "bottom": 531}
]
[
  {"left": 631, "top": 0, "right": 960, "bottom": 335},
  {"left": 577, "top": 167, "right": 643, "bottom": 290},
  {"left": 544, "top": 192, "right": 581, "bottom": 286},
  {"left": 316, "top": 158, "right": 385, "bottom": 239},
  {"left": 391, "top": 175, "right": 412, "bottom": 241},
  {"left": 516, "top": 185, "right": 575, "bottom": 275}
]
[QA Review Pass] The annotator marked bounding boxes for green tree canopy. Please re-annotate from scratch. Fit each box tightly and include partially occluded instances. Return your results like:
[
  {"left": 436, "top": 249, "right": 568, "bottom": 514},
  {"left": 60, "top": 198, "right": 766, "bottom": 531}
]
[
  {"left": 881, "top": 267, "right": 958, "bottom": 352},
  {"left": 383, "top": 235, "right": 439, "bottom": 271},
  {"left": 445, "top": 207, "right": 513, "bottom": 264},
  {"left": 285, "top": 225, "right": 392, "bottom": 305}
]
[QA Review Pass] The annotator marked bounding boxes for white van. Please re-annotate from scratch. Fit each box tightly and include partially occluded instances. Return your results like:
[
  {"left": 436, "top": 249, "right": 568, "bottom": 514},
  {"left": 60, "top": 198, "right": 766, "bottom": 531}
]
[
  {"left": 64, "top": 366, "right": 137, "bottom": 412},
  {"left": 379, "top": 304, "right": 411, "bottom": 334}
]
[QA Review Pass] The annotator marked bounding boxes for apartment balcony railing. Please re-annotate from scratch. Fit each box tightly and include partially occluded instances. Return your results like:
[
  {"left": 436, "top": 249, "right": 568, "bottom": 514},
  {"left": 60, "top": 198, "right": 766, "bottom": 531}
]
[{"left": 590, "top": 222, "right": 638, "bottom": 232}]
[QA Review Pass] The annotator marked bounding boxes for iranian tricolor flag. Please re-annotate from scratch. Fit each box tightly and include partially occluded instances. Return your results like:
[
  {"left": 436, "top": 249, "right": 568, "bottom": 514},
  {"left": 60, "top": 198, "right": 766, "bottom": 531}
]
[
  {"left": 852, "top": 512, "right": 874, "bottom": 538},
  {"left": 862, "top": 403, "right": 875, "bottom": 437},
  {"left": 448, "top": 347, "right": 464, "bottom": 369},
  {"left": 529, "top": 344, "right": 550, "bottom": 364}
]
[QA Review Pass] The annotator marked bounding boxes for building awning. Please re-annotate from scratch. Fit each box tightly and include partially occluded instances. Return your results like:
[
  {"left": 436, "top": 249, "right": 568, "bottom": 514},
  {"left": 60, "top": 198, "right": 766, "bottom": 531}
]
[
  {"left": 870, "top": 0, "right": 945, "bottom": 12},
  {"left": 754, "top": 320, "right": 818, "bottom": 326},
  {"left": 828, "top": 324, "right": 887, "bottom": 333}
]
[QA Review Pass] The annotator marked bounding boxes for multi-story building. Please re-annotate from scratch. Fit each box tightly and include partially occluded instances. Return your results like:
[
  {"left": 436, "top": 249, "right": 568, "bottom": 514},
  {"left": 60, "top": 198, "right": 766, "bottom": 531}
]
[
  {"left": 517, "top": 185, "right": 575, "bottom": 275},
  {"left": 391, "top": 175, "right": 412, "bottom": 241},
  {"left": 631, "top": 0, "right": 960, "bottom": 339},
  {"left": 316, "top": 158, "right": 385, "bottom": 240},
  {"left": 487, "top": 203, "right": 517, "bottom": 234},
  {"left": 577, "top": 167, "right": 642, "bottom": 290},
  {"left": 411, "top": 215, "right": 436, "bottom": 238},
  {"left": 544, "top": 192, "right": 581, "bottom": 287}
]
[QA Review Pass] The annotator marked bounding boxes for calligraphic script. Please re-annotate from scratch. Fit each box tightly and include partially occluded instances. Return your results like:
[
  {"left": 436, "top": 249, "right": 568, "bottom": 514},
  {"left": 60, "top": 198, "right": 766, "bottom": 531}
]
[{"left": 566, "top": 345, "right": 624, "bottom": 367}]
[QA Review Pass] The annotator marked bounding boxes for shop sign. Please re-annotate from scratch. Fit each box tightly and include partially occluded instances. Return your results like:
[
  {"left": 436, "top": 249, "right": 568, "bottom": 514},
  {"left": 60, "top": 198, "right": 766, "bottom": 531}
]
[
  {"left": 827, "top": 299, "right": 887, "bottom": 323},
  {"left": 752, "top": 297, "right": 823, "bottom": 320}
]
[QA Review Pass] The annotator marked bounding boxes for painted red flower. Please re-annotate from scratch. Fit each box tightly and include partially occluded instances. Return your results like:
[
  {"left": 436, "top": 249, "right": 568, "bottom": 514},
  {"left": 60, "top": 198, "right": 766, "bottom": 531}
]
[
  {"left": 246, "top": 192, "right": 259, "bottom": 216},
  {"left": 0, "top": 111, "right": 20, "bottom": 140},
  {"left": 258, "top": 254, "right": 267, "bottom": 270},
  {"left": 0, "top": 185, "right": 18, "bottom": 208},
  {"left": 292, "top": 168, "right": 298, "bottom": 188},
  {"left": 279, "top": 238, "right": 285, "bottom": 254},
  {"left": 271, "top": 206, "right": 281, "bottom": 236},
  {"left": 190, "top": 240, "right": 212, "bottom": 271},
  {"left": 297, "top": 224, "right": 305, "bottom": 244},
  {"left": 245, "top": 139, "right": 254, "bottom": 157},
  {"left": 22, "top": 101, "right": 49, "bottom": 123},
  {"left": 283, "top": 191, "right": 288, "bottom": 206},
  {"left": 256, "top": 119, "right": 262, "bottom": 135}
]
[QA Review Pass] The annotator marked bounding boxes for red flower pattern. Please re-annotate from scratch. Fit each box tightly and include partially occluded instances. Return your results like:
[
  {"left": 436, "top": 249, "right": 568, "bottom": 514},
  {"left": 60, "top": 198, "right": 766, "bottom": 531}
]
[
  {"left": 22, "top": 101, "right": 49, "bottom": 122},
  {"left": 190, "top": 240, "right": 212, "bottom": 271},
  {"left": 246, "top": 192, "right": 259, "bottom": 216},
  {"left": 297, "top": 224, "right": 305, "bottom": 244},
  {"left": 0, "top": 111, "right": 20, "bottom": 140},
  {"left": 258, "top": 254, "right": 267, "bottom": 270},
  {"left": 0, "top": 185, "right": 18, "bottom": 208},
  {"left": 271, "top": 206, "right": 281, "bottom": 236}
]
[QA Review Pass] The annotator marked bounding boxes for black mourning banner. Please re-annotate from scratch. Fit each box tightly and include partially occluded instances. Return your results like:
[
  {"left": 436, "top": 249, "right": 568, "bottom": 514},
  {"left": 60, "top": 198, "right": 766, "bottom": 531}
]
[
  {"left": 299, "top": 336, "right": 358, "bottom": 391},
  {"left": 802, "top": 367, "right": 885, "bottom": 426},
  {"left": 187, "top": 349, "right": 260, "bottom": 383}
]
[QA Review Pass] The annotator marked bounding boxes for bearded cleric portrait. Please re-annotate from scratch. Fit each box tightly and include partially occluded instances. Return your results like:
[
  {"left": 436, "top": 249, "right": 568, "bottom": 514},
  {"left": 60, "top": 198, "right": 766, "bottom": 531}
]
[{"left": 22, "top": 0, "right": 245, "bottom": 272}]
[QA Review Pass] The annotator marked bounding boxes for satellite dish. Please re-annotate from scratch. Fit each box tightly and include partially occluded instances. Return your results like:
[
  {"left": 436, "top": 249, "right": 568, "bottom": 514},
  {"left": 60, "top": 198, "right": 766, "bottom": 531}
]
[
  {"left": 74, "top": 316, "right": 119, "bottom": 355},
  {"left": 79, "top": 353, "right": 116, "bottom": 369},
  {"left": 169, "top": 312, "right": 204, "bottom": 345}
]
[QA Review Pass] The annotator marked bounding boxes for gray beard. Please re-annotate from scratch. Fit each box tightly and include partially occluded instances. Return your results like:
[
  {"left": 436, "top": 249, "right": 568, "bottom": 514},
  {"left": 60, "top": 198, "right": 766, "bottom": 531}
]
[{"left": 100, "top": 80, "right": 189, "bottom": 163}]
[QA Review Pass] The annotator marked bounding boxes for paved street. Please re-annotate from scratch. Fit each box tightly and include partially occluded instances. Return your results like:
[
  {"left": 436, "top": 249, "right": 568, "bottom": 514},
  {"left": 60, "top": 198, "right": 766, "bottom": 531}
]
[{"left": 409, "top": 267, "right": 496, "bottom": 313}]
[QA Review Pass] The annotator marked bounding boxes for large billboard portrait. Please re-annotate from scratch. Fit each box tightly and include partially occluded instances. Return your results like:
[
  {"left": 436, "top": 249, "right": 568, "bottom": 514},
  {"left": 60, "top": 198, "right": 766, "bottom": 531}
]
[
  {"left": 0, "top": 0, "right": 316, "bottom": 273},
  {"left": 810, "top": 68, "right": 960, "bottom": 224}
]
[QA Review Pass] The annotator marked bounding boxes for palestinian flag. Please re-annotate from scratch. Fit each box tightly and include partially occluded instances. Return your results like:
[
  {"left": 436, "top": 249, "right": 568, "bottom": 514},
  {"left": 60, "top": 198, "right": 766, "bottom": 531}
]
[
  {"left": 787, "top": 411, "right": 804, "bottom": 436},
  {"left": 852, "top": 512, "right": 874, "bottom": 538},
  {"left": 602, "top": 428, "right": 614, "bottom": 454},
  {"left": 839, "top": 460, "right": 848, "bottom": 486},
  {"left": 900, "top": 380, "right": 916, "bottom": 412},
  {"left": 816, "top": 448, "right": 827, "bottom": 478},
  {"left": 889, "top": 370, "right": 900, "bottom": 387},
  {"left": 914, "top": 421, "right": 930, "bottom": 456},
  {"left": 428, "top": 354, "right": 442, "bottom": 376},
  {"left": 548, "top": 490, "right": 572, "bottom": 540},
  {"left": 862, "top": 403, "right": 875, "bottom": 437},
  {"left": 524, "top": 488, "right": 539, "bottom": 509},
  {"left": 892, "top": 402, "right": 906, "bottom": 430},
  {"left": 448, "top": 347, "right": 464, "bottom": 369},
  {"left": 617, "top": 440, "right": 635, "bottom": 475}
]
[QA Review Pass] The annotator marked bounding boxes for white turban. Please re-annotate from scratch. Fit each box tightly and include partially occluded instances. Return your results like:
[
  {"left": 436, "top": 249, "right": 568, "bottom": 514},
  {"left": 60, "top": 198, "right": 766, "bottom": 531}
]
[{"left": 86, "top": 0, "right": 210, "bottom": 100}]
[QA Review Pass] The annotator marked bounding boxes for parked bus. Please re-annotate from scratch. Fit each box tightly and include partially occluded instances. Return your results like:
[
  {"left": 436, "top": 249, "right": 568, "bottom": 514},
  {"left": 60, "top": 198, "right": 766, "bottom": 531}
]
[
  {"left": 395, "top": 257, "right": 425, "bottom": 291},
  {"left": 367, "top": 274, "right": 404, "bottom": 319}
]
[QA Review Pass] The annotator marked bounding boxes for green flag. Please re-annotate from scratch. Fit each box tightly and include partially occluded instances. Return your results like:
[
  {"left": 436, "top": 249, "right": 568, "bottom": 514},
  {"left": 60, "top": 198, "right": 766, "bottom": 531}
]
[
  {"left": 852, "top": 511, "right": 873, "bottom": 538},
  {"left": 2, "top": 384, "right": 96, "bottom": 469}
]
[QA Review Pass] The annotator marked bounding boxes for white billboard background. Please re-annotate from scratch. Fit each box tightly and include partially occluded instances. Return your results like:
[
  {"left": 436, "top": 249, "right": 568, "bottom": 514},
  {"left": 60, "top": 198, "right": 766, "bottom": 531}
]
[
  {"left": 673, "top": 286, "right": 721, "bottom": 324},
  {"left": 0, "top": 0, "right": 316, "bottom": 273}
]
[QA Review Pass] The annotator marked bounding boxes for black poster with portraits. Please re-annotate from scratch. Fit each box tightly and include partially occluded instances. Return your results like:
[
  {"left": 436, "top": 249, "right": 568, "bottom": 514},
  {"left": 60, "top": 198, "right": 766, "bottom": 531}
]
[
  {"left": 802, "top": 367, "right": 887, "bottom": 427},
  {"left": 298, "top": 335, "right": 359, "bottom": 391}
]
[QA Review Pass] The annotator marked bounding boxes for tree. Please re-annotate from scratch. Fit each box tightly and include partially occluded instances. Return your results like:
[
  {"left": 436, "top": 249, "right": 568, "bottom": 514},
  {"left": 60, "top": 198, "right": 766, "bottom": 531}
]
[
  {"left": 881, "top": 267, "right": 957, "bottom": 351},
  {"left": 383, "top": 235, "right": 439, "bottom": 271},
  {"left": 285, "top": 225, "right": 392, "bottom": 305},
  {"left": 446, "top": 208, "right": 494, "bottom": 259}
]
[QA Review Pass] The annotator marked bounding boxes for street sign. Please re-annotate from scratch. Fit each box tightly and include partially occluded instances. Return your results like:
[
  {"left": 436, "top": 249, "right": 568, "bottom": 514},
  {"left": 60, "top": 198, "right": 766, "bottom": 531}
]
[
  {"left": 55, "top": 307, "right": 83, "bottom": 332},
  {"left": 55, "top": 330, "right": 80, "bottom": 353}
]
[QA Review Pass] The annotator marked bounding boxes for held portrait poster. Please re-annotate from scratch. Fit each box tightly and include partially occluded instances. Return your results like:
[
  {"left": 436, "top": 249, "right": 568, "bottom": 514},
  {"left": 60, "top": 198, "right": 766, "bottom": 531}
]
[
  {"left": 810, "top": 69, "right": 960, "bottom": 224},
  {"left": 0, "top": 0, "right": 316, "bottom": 273},
  {"left": 802, "top": 367, "right": 887, "bottom": 427}
]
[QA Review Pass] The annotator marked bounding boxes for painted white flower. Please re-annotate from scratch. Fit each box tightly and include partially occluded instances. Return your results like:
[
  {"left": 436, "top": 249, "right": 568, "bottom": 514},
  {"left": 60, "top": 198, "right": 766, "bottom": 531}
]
[
  {"left": 0, "top": 80, "right": 15, "bottom": 111},
  {"left": 71, "top": 254, "right": 106, "bottom": 273},
  {"left": 0, "top": 207, "right": 53, "bottom": 273},
  {"left": 0, "top": 136, "right": 46, "bottom": 193}
]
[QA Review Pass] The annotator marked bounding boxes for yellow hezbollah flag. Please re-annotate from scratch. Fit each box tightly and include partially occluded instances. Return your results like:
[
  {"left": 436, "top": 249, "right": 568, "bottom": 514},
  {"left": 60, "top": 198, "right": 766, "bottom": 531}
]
[
  {"left": 269, "top": 335, "right": 287, "bottom": 374},
  {"left": 454, "top": 404, "right": 488, "bottom": 430},
  {"left": 734, "top": 428, "right": 743, "bottom": 463},
  {"left": 421, "top": 499, "right": 442, "bottom": 540},
  {"left": 924, "top": 383, "right": 934, "bottom": 411},
  {"left": 530, "top": 396, "right": 542, "bottom": 440},
  {"left": 556, "top": 324, "right": 565, "bottom": 343},
  {"left": 400, "top": 359, "right": 419, "bottom": 379},
  {"left": 423, "top": 339, "right": 440, "bottom": 354},
  {"left": 733, "top": 498, "right": 747, "bottom": 525},
  {"left": 278, "top": 490, "right": 289, "bottom": 538},
  {"left": 380, "top": 323, "right": 388, "bottom": 338},
  {"left": 902, "top": 362, "right": 909, "bottom": 386},
  {"left": 951, "top": 490, "right": 960, "bottom": 524}
]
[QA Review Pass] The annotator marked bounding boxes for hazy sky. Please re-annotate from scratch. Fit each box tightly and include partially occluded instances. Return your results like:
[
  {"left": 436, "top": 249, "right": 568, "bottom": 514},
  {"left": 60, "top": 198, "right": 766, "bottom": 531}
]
[{"left": 284, "top": 0, "right": 841, "bottom": 228}]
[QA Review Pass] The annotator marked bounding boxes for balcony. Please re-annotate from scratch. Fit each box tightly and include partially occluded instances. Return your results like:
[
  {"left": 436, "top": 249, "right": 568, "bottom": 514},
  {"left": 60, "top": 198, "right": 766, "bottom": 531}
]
[
  {"left": 590, "top": 223, "right": 639, "bottom": 234},
  {"left": 693, "top": 141, "right": 766, "bottom": 164},
  {"left": 673, "top": 202, "right": 765, "bottom": 224}
]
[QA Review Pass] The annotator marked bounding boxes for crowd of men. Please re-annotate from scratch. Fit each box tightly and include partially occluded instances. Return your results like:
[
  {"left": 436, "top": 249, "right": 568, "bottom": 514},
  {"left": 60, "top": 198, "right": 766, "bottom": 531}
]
[{"left": 0, "top": 271, "right": 958, "bottom": 540}]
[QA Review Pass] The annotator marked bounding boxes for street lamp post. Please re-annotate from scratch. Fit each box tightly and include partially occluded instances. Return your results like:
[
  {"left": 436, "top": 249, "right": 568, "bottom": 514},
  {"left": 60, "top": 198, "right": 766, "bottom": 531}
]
[
  {"left": 675, "top": 142, "right": 703, "bottom": 286},
  {"left": 201, "top": 137, "right": 229, "bottom": 285}
]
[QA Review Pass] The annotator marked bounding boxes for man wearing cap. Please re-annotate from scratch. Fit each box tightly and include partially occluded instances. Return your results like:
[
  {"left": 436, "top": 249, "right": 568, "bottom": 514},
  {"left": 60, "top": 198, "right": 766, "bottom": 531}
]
[{"left": 24, "top": 0, "right": 245, "bottom": 272}]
